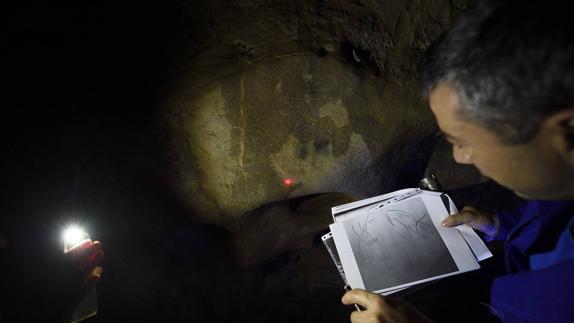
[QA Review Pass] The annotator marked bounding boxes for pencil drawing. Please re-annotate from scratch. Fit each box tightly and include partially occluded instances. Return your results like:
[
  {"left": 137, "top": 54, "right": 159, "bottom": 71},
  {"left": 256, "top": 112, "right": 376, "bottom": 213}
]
[{"left": 343, "top": 197, "right": 458, "bottom": 291}]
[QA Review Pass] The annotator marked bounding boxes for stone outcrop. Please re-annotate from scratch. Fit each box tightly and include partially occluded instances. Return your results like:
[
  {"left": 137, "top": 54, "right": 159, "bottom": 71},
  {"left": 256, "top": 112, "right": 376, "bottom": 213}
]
[{"left": 158, "top": 0, "right": 471, "bottom": 265}]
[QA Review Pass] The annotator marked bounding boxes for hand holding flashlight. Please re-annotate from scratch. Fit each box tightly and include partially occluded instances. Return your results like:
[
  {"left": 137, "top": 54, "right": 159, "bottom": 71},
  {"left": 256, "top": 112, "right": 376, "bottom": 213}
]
[
  {"left": 61, "top": 226, "right": 104, "bottom": 322},
  {"left": 65, "top": 240, "right": 104, "bottom": 287},
  {"left": 62, "top": 226, "right": 104, "bottom": 287}
]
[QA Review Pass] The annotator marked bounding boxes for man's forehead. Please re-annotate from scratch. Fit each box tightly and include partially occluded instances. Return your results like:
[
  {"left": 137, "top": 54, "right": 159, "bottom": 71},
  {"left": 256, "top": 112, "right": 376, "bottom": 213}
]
[
  {"left": 429, "top": 83, "right": 502, "bottom": 144},
  {"left": 429, "top": 83, "right": 463, "bottom": 132}
]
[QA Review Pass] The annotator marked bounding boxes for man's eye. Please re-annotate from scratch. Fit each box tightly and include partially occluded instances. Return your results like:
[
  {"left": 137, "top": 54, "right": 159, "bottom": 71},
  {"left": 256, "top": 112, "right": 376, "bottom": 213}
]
[
  {"left": 450, "top": 142, "right": 467, "bottom": 149},
  {"left": 443, "top": 135, "right": 466, "bottom": 148},
  {"left": 446, "top": 139, "right": 460, "bottom": 146}
]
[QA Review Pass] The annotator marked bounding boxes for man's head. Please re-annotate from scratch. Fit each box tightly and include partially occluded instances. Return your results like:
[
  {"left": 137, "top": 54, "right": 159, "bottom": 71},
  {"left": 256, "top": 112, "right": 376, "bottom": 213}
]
[{"left": 421, "top": 0, "right": 574, "bottom": 200}]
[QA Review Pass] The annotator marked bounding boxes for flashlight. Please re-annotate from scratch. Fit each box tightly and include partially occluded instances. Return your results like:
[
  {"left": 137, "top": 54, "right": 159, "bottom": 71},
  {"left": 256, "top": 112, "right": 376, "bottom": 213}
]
[
  {"left": 62, "top": 226, "right": 91, "bottom": 253},
  {"left": 62, "top": 225, "right": 98, "bottom": 323}
]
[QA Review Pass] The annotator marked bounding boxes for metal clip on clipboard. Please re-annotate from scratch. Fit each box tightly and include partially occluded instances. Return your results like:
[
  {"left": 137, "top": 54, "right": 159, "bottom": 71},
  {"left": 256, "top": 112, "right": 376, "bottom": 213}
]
[{"left": 374, "top": 189, "right": 423, "bottom": 209}]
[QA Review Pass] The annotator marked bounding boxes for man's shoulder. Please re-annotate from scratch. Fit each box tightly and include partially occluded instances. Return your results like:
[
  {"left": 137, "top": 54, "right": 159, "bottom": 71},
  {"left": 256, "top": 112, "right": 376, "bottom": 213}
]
[{"left": 529, "top": 212, "right": 574, "bottom": 270}]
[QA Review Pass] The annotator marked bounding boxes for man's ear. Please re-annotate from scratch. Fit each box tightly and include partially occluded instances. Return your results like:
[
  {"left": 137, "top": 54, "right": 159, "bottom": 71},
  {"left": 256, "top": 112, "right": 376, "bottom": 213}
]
[{"left": 546, "top": 108, "right": 574, "bottom": 161}]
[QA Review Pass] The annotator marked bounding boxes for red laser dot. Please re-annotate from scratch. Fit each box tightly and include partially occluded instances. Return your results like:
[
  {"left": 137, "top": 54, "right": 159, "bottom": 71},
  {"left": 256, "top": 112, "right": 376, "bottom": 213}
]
[{"left": 283, "top": 178, "right": 294, "bottom": 187}]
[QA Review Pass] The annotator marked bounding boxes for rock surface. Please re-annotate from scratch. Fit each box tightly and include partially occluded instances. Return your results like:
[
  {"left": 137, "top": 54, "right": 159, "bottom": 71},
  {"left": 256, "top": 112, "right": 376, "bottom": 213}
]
[{"left": 159, "top": 0, "right": 470, "bottom": 233}]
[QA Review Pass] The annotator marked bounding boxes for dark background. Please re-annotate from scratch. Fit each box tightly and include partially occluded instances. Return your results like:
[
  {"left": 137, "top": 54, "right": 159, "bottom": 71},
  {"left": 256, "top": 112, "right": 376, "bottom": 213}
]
[
  {"left": 0, "top": 1, "right": 212, "bottom": 322},
  {"left": 1, "top": 2, "right": 354, "bottom": 322}
]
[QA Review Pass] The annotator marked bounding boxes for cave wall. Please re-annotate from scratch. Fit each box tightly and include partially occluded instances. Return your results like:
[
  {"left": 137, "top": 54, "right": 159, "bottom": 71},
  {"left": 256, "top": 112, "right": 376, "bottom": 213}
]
[{"left": 159, "top": 0, "right": 471, "bottom": 229}]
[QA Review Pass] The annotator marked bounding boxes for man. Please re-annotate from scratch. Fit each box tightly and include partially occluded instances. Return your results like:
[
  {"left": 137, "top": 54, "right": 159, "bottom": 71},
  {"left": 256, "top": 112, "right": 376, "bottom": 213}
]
[{"left": 342, "top": 0, "right": 574, "bottom": 322}]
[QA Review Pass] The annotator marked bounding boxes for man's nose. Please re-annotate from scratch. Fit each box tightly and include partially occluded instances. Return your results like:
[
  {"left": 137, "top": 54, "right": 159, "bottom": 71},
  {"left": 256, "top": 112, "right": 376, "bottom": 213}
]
[{"left": 453, "top": 145, "right": 472, "bottom": 165}]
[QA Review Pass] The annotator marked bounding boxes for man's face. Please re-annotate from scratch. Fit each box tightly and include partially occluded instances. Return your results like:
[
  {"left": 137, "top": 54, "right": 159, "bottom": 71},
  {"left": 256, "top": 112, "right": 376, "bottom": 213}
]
[{"left": 429, "top": 83, "right": 572, "bottom": 200}]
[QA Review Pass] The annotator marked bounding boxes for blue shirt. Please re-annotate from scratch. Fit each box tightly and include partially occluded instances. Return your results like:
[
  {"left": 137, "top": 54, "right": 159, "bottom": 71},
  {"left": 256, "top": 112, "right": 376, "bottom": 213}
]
[{"left": 490, "top": 200, "right": 574, "bottom": 322}]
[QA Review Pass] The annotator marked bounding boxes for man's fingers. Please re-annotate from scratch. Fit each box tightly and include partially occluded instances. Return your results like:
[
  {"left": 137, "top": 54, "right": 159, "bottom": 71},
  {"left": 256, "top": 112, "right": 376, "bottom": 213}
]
[
  {"left": 67, "top": 241, "right": 104, "bottom": 269},
  {"left": 441, "top": 207, "right": 497, "bottom": 235},
  {"left": 94, "top": 266, "right": 103, "bottom": 276},
  {"left": 342, "top": 289, "right": 368, "bottom": 307},
  {"left": 84, "top": 242, "right": 104, "bottom": 268},
  {"left": 64, "top": 240, "right": 104, "bottom": 287},
  {"left": 83, "top": 266, "right": 104, "bottom": 287},
  {"left": 350, "top": 310, "right": 371, "bottom": 323},
  {"left": 342, "top": 289, "right": 384, "bottom": 309},
  {"left": 68, "top": 240, "right": 93, "bottom": 256},
  {"left": 84, "top": 249, "right": 104, "bottom": 269},
  {"left": 441, "top": 211, "right": 476, "bottom": 227},
  {"left": 68, "top": 240, "right": 101, "bottom": 258},
  {"left": 85, "top": 241, "right": 102, "bottom": 255}
]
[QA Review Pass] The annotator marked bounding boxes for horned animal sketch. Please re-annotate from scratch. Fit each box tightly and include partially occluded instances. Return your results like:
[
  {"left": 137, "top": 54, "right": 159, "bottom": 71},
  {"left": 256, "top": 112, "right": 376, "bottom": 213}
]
[{"left": 343, "top": 197, "right": 458, "bottom": 291}]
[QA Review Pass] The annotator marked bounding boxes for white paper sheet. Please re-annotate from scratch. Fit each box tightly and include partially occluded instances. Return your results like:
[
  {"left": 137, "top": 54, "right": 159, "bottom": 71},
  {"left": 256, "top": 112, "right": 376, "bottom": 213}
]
[
  {"left": 407, "top": 191, "right": 493, "bottom": 262},
  {"left": 330, "top": 193, "right": 480, "bottom": 294},
  {"left": 446, "top": 196, "right": 493, "bottom": 261}
]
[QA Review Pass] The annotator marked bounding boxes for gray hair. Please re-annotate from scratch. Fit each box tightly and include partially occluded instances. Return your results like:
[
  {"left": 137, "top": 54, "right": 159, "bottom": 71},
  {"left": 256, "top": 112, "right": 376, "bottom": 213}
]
[{"left": 420, "top": 0, "right": 574, "bottom": 145}]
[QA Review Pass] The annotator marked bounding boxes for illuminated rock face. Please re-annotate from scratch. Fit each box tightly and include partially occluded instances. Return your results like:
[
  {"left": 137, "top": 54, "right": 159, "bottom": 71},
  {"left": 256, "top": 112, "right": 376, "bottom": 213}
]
[{"left": 159, "top": 0, "right": 469, "bottom": 234}]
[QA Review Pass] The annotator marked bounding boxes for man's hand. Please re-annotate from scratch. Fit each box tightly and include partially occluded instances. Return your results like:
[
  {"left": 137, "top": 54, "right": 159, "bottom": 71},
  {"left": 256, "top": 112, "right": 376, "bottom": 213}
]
[
  {"left": 66, "top": 240, "right": 104, "bottom": 288},
  {"left": 342, "top": 289, "right": 433, "bottom": 323},
  {"left": 51, "top": 240, "right": 104, "bottom": 322},
  {"left": 441, "top": 206, "right": 498, "bottom": 238}
]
